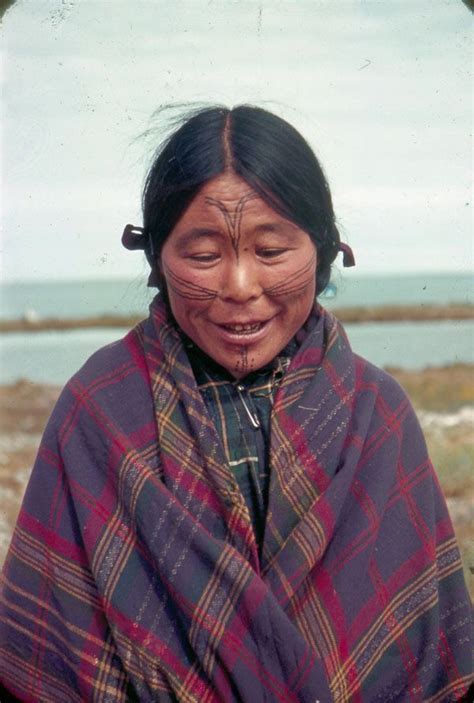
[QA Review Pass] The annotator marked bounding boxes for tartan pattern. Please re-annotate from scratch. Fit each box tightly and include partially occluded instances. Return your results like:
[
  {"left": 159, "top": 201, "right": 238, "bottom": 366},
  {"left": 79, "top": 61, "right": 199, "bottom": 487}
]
[
  {"left": 190, "top": 344, "right": 292, "bottom": 549},
  {"left": 0, "top": 295, "right": 471, "bottom": 702}
]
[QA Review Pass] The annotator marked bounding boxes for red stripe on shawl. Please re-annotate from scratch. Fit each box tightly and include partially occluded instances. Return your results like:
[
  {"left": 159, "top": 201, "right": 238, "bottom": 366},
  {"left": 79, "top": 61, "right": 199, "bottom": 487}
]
[
  {"left": 229, "top": 596, "right": 318, "bottom": 700},
  {"left": 163, "top": 575, "right": 307, "bottom": 702},
  {"left": 435, "top": 514, "right": 460, "bottom": 543},
  {"left": 17, "top": 510, "right": 95, "bottom": 683},
  {"left": 49, "top": 455, "right": 71, "bottom": 536},
  {"left": 285, "top": 645, "right": 315, "bottom": 692},
  {"left": 293, "top": 564, "right": 351, "bottom": 664},
  {"left": 331, "top": 460, "right": 435, "bottom": 578},
  {"left": 104, "top": 602, "right": 221, "bottom": 701},
  {"left": 16, "top": 510, "right": 88, "bottom": 565},
  {"left": 287, "top": 346, "right": 324, "bottom": 370},
  {"left": 273, "top": 410, "right": 333, "bottom": 493},
  {"left": 73, "top": 364, "right": 142, "bottom": 420},
  {"left": 107, "top": 575, "right": 306, "bottom": 703},
  {"left": 387, "top": 460, "right": 433, "bottom": 507},
  {"left": 70, "top": 472, "right": 117, "bottom": 523},
  {"left": 59, "top": 360, "right": 138, "bottom": 445},
  {"left": 396, "top": 464, "right": 437, "bottom": 552},
  {"left": 127, "top": 420, "right": 159, "bottom": 448},
  {"left": 356, "top": 400, "right": 410, "bottom": 472},
  {"left": 347, "top": 543, "right": 440, "bottom": 645},
  {"left": 269, "top": 495, "right": 336, "bottom": 603},
  {"left": 437, "top": 630, "right": 464, "bottom": 687},
  {"left": 376, "top": 390, "right": 407, "bottom": 441},
  {"left": 156, "top": 456, "right": 262, "bottom": 567},
  {"left": 368, "top": 557, "right": 421, "bottom": 699},
  {"left": 37, "top": 444, "right": 62, "bottom": 471},
  {"left": 324, "top": 358, "right": 355, "bottom": 405},
  {"left": 124, "top": 325, "right": 153, "bottom": 381},
  {"left": 351, "top": 479, "right": 379, "bottom": 527},
  {"left": 163, "top": 457, "right": 229, "bottom": 515},
  {"left": 65, "top": 377, "right": 151, "bottom": 464},
  {"left": 0, "top": 680, "right": 41, "bottom": 703}
]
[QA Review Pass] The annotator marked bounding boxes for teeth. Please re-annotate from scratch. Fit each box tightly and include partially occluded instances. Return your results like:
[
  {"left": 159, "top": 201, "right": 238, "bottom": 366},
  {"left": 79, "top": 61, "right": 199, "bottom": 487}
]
[{"left": 225, "top": 322, "right": 262, "bottom": 333}]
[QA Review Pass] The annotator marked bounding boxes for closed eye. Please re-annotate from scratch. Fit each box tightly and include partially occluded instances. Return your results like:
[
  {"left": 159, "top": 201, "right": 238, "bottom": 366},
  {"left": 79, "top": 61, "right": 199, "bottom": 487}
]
[
  {"left": 257, "top": 248, "right": 289, "bottom": 259},
  {"left": 188, "top": 252, "right": 220, "bottom": 263}
]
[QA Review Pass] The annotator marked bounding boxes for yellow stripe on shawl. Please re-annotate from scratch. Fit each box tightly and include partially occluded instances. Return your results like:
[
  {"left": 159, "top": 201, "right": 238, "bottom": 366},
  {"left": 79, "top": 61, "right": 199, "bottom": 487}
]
[
  {"left": 330, "top": 543, "right": 460, "bottom": 699},
  {"left": 1, "top": 649, "right": 84, "bottom": 702},
  {"left": 0, "top": 611, "right": 127, "bottom": 699},
  {"left": 424, "top": 675, "right": 473, "bottom": 703},
  {"left": 189, "top": 542, "right": 253, "bottom": 675},
  {"left": 5, "top": 528, "right": 100, "bottom": 608}
]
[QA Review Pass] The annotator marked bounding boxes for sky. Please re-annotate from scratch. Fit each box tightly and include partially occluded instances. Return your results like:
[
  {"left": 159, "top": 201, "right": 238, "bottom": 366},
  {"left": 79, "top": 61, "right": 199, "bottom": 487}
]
[{"left": 1, "top": 0, "right": 472, "bottom": 282}]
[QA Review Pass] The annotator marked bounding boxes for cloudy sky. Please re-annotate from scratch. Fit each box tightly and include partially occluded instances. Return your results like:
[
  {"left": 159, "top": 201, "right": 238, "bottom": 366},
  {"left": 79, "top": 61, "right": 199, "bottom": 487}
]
[{"left": 1, "top": 0, "right": 472, "bottom": 282}]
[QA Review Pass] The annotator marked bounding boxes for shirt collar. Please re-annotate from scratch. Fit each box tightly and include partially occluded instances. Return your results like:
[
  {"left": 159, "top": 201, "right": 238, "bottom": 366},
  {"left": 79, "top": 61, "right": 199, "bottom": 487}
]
[{"left": 184, "top": 335, "right": 298, "bottom": 388}]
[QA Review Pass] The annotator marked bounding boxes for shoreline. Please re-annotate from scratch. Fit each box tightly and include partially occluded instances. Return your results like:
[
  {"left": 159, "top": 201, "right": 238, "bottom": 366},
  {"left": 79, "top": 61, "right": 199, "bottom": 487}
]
[
  {"left": 0, "top": 362, "right": 472, "bottom": 411},
  {"left": 0, "top": 303, "right": 473, "bottom": 333}
]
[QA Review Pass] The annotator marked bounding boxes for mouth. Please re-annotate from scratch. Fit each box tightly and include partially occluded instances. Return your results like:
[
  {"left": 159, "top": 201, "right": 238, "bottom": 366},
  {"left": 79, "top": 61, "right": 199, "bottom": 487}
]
[
  {"left": 220, "top": 321, "right": 265, "bottom": 334},
  {"left": 213, "top": 318, "right": 272, "bottom": 340}
]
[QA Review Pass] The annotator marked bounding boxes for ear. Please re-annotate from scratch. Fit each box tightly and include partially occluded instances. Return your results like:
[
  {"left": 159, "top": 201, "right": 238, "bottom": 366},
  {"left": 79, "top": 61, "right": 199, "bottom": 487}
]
[
  {"left": 144, "top": 249, "right": 161, "bottom": 288},
  {"left": 148, "top": 257, "right": 169, "bottom": 293}
]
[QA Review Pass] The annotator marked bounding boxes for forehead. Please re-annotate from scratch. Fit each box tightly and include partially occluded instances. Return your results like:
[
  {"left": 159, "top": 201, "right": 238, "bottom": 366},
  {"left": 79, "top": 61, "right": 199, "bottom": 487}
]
[{"left": 177, "top": 172, "right": 284, "bottom": 225}]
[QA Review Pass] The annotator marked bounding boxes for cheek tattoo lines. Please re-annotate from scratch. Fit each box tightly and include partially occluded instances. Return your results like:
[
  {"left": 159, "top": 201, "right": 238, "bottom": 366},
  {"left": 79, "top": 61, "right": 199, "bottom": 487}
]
[
  {"left": 204, "top": 193, "right": 258, "bottom": 258},
  {"left": 263, "top": 253, "right": 317, "bottom": 297},
  {"left": 163, "top": 265, "right": 218, "bottom": 300}
]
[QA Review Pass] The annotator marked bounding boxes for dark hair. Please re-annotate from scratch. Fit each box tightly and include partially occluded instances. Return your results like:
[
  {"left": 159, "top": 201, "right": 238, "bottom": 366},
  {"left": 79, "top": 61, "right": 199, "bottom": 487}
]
[{"left": 142, "top": 105, "right": 341, "bottom": 294}]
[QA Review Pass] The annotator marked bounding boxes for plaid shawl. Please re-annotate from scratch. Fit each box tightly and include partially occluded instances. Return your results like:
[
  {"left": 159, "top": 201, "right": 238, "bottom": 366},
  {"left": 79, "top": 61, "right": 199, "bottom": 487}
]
[{"left": 0, "top": 296, "right": 471, "bottom": 702}]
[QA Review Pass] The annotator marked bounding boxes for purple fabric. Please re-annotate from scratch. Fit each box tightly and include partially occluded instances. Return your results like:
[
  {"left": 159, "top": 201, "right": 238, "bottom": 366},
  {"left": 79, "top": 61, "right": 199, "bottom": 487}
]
[{"left": 0, "top": 296, "right": 471, "bottom": 701}]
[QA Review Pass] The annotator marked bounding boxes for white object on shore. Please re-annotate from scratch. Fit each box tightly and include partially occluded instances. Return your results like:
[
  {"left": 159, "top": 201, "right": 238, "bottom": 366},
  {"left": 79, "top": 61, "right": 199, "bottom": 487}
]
[
  {"left": 418, "top": 406, "right": 474, "bottom": 429},
  {"left": 22, "top": 309, "right": 41, "bottom": 323}
]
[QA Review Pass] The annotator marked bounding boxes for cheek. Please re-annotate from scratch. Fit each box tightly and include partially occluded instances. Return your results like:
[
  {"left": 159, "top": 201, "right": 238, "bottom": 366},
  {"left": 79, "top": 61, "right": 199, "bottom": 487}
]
[
  {"left": 263, "top": 252, "right": 317, "bottom": 302},
  {"left": 165, "top": 286, "right": 211, "bottom": 327},
  {"left": 288, "top": 279, "right": 317, "bottom": 322},
  {"left": 160, "top": 255, "right": 219, "bottom": 307}
]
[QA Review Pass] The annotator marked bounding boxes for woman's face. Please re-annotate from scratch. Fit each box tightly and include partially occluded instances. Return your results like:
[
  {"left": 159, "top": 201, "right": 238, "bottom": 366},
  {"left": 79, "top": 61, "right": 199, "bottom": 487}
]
[{"left": 160, "top": 172, "right": 317, "bottom": 378}]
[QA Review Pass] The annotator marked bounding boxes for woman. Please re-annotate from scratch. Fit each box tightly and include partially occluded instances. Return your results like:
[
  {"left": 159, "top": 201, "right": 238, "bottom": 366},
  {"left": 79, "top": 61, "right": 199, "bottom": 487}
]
[{"left": 0, "top": 106, "right": 471, "bottom": 702}]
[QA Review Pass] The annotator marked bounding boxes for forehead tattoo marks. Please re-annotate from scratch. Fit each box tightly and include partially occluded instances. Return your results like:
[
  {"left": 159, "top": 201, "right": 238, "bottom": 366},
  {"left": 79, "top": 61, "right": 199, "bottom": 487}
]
[
  {"left": 163, "top": 265, "right": 218, "bottom": 300},
  {"left": 204, "top": 193, "right": 258, "bottom": 257},
  {"left": 263, "top": 253, "right": 317, "bottom": 298}
]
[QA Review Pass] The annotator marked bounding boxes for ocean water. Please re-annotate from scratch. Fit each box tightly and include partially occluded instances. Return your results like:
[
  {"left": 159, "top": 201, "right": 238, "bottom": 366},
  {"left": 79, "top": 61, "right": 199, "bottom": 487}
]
[
  {"left": 0, "top": 278, "right": 153, "bottom": 321},
  {"left": 0, "top": 273, "right": 473, "bottom": 384},
  {"left": 1, "top": 319, "right": 473, "bottom": 385},
  {"left": 1, "top": 272, "right": 473, "bottom": 320}
]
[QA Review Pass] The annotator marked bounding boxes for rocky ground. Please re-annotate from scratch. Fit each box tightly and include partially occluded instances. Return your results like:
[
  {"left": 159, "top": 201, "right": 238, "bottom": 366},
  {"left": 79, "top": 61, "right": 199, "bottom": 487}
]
[{"left": 1, "top": 365, "right": 473, "bottom": 595}]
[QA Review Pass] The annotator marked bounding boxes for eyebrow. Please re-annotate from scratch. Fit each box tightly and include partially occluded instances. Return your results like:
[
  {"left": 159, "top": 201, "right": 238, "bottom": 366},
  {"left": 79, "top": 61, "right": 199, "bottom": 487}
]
[
  {"left": 175, "top": 222, "right": 300, "bottom": 248},
  {"left": 252, "top": 222, "right": 300, "bottom": 236},
  {"left": 175, "top": 228, "right": 224, "bottom": 247}
]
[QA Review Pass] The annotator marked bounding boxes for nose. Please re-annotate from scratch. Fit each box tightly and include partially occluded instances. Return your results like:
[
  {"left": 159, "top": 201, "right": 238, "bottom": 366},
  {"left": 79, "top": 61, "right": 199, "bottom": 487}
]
[{"left": 219, "top": 258, "right": 263, "bottom": 303}]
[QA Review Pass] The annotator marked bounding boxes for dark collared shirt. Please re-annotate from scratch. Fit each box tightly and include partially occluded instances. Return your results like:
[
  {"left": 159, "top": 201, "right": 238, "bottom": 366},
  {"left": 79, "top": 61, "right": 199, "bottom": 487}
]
[{"left": 187, "top": 343, "right": 296, "bottom": 549}]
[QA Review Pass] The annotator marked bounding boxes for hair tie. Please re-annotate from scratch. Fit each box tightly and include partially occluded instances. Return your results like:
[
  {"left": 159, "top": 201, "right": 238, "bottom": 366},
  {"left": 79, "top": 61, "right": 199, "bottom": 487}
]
[
  {"left": 121, "top": 224, "right": 148, "bottom": 251},
  {"left": 121, "top": 225, "right": 160, "bottom": 288},
  {"left": 339, "top": 242, "right": 355, "bottom": 267}
]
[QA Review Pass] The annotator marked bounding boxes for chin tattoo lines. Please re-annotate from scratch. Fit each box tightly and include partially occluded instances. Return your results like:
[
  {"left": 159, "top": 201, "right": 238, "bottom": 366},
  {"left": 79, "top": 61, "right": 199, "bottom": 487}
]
[{"left": 234, "top": 346, "right": 255, "bottom": 375}]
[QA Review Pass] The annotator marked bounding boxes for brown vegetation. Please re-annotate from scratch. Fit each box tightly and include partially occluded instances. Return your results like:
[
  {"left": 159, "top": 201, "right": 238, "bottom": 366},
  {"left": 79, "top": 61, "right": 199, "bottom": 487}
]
[
  {"left": 0, "top": 303, "right": 472, "bottom": 333},
  {"left": 389, "top": 363, "right": 474, "bottom": 412}
]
